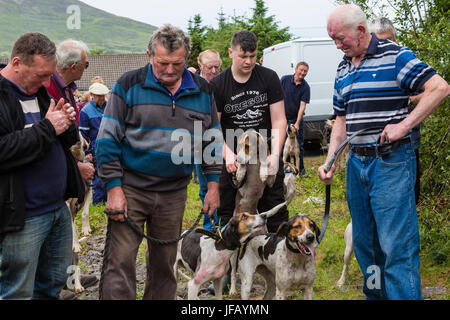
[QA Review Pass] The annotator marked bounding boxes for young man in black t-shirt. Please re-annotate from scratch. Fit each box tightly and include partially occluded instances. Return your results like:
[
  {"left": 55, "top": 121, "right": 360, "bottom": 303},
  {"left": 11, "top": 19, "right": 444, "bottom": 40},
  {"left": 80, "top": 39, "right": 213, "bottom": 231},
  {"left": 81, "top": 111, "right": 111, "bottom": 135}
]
[{"left": 210, "top": 30, "right": 289, "bottom": 232}]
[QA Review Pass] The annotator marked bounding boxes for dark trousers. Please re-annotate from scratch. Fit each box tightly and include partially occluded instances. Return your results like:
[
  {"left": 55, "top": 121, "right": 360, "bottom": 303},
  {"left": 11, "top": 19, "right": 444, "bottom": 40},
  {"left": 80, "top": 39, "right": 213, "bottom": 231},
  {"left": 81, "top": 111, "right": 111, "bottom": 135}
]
[
  {"left": 216, "top": 159, "right": 289, "bottom": 233},
  {"left": 100, "top": 185, "right": 187, "bottom": 300}
]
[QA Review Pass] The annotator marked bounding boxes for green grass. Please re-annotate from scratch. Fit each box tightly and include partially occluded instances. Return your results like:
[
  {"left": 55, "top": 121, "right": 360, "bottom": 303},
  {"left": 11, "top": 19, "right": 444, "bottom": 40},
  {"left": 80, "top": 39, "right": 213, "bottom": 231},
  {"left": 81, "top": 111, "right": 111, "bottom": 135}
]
[{"left": 77, "top": 152, "right": 449, "bottom": 300}]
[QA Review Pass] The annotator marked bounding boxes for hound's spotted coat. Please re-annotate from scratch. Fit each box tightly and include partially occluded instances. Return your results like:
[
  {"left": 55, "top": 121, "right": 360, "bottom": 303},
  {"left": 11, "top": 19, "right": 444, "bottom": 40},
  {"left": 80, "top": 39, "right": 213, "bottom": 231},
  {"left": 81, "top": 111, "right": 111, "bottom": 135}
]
[{"left": 239, "top": 214, "right": 320, "bottom": 300}]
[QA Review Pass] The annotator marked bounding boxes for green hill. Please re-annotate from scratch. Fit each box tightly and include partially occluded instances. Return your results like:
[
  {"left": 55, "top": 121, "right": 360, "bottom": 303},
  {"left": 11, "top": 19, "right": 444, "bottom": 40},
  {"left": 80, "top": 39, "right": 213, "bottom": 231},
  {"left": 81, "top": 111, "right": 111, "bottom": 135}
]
[{"left": 0, "top": 0, "right": 158, "bottom": 57}]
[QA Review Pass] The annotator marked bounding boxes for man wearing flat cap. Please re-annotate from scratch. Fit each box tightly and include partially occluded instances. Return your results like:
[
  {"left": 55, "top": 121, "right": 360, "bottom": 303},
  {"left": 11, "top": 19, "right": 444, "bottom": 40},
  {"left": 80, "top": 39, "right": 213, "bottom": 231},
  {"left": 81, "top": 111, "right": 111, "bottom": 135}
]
[{"left": 78, "top": 82, "right": 109, "bottom": 205}]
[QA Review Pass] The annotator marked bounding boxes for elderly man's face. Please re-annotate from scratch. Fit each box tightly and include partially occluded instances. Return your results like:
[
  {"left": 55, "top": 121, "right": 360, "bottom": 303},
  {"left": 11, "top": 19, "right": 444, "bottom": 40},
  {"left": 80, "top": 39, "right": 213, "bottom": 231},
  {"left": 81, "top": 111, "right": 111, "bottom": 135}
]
[
  {"left": 16, "top": 54, "right": 56, "bottom": 95},
  {"left": 199, "top": 55, "right": 221, "bottom": 83},
  {"left": 327, "top": 19, "right": 364, "bottom": 57},
  {"left": 149, "top": 43, "right": 186, "bottom": 89},
  {"left": 72, "top": 50, "right": 88, "bottom": 82}
]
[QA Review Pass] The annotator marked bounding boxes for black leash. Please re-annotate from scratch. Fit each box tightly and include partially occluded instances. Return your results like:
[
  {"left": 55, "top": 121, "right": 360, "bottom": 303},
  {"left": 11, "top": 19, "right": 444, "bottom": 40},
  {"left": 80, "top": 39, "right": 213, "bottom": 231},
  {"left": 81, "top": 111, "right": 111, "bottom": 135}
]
[
  {"left": 316, "top": 126, "right": 385, "bottom": 246},
  {"left": 104, "top": 209, "right": 205, "bottom": 245}
]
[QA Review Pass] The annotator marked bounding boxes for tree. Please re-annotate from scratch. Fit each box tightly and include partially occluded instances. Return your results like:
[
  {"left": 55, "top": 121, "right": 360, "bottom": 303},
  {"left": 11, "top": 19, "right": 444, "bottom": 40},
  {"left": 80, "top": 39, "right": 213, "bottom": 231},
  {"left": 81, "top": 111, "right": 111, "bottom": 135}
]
[
  {"left": 187, "top": 14, "right": 207, "bottom": 69},
  {"left": 248, "top": 0, "right": 291, "bottom": 60},
  {"left": 187, "top": 0, "right": 292, "bottom": 69}
]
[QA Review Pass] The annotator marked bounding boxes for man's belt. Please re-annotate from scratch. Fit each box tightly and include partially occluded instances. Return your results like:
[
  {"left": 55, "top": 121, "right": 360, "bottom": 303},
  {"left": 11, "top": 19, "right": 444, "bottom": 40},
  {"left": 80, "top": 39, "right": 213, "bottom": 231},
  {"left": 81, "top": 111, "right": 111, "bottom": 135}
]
[{"left": 351, "top": 137, "right": 411, "bottom": 157}]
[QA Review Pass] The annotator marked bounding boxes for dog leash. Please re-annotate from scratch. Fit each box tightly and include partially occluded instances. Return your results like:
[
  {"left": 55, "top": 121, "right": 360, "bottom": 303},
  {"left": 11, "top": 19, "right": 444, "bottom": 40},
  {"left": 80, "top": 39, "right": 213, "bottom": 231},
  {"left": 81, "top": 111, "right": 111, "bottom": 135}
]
[
  {"left": 316, "top": 126, "right": 386, "bottom": 247},
  {"left": 104, "top": 209, "right": 205, "bottom": 245}
]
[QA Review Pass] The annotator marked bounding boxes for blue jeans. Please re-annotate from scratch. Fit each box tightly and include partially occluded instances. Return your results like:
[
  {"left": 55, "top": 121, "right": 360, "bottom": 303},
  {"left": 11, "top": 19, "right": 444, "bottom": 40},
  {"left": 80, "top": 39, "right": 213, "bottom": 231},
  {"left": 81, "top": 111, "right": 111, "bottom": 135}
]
[
  {"left": 0, "top": 205, "right": 73, "bottom": 299},
  {"left": 346, "top": 142, "right": 421, "bottom": 300},
  {"left": 195, "top": 164, "right": 219, "bottom": 231}
]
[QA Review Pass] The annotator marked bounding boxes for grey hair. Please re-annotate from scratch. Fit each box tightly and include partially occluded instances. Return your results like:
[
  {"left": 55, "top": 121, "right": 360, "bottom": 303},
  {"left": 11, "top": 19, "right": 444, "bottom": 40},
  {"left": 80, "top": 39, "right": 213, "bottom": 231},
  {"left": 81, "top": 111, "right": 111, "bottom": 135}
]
[
  {"left": 148, "top": 24, "right": 191, "bottom": 60},
  {"left": 56, "top": 39, "right": 89, "bottom": 69},
  {"left": 368, "top": 17, "right": 397, "bottom": 37}
]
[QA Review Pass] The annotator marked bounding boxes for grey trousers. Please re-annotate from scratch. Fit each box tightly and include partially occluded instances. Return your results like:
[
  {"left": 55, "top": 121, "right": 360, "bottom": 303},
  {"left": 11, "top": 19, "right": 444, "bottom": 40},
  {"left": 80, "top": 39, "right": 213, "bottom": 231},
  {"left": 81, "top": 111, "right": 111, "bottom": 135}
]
[{"left": 100, "top": 185, "right": 187, "bottom": 300}]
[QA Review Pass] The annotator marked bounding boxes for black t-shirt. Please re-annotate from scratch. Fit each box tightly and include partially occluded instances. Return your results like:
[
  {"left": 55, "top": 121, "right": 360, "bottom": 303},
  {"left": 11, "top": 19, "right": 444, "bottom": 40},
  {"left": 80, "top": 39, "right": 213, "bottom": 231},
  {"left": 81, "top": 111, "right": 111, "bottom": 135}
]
[{"left": 210, "top": 64, "right": 284, "bottom": 151}]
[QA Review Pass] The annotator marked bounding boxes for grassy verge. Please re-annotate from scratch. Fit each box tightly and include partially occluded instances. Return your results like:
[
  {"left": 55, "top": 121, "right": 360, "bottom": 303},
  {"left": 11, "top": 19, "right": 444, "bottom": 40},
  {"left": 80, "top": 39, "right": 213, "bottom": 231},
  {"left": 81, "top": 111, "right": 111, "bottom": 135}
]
[{"left": 77, "top": 152, "right": 449, "bottom": 300}]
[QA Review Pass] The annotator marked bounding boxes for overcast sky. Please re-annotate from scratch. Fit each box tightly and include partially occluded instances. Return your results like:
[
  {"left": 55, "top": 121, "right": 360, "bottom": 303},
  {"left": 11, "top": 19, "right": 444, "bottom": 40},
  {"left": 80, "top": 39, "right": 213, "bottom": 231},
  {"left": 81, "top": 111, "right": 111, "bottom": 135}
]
[{"left": 79, "top": 0, "right": 337, "bottom": 38}]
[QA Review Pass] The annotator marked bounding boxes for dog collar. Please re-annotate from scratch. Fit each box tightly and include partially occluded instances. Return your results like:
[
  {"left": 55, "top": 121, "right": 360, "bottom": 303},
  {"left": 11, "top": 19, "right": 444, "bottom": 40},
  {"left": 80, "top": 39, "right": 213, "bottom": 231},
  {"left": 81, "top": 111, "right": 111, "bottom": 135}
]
[{"left": 286, "top": 239, "right": 301, "bottom": 254}]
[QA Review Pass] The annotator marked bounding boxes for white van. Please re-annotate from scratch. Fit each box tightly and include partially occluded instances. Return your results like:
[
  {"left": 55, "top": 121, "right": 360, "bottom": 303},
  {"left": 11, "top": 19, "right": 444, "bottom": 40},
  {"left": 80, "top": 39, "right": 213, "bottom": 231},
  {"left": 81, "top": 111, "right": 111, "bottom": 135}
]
[{"left": 263, "top": 38, "right": 343, "bottom": 145}]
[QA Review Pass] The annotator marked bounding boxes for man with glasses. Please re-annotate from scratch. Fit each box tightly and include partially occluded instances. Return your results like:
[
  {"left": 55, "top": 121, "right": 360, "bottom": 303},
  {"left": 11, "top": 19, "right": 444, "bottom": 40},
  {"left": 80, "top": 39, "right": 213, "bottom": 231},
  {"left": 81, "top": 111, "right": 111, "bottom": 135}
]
[
  {"left": 46, "top": 39, "right": 97, "bottom": 299},
  {"left": 47, "top": 39, "right": 94, "bottom": 187}
]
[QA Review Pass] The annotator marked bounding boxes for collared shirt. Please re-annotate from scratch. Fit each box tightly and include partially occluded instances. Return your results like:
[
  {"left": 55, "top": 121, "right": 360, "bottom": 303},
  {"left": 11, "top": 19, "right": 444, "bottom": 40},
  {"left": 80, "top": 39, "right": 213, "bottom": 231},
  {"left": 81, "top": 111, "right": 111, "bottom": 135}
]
[
  {"left": 280, "top": 75, "right": 310, "bottom": 121},
  {"left": 152, "top": 67, "right": 196, "bottom": 99},
  {"left": 333, "top": 33, "right": 436, "bottom": 146},
  {"left": 47, "top": 70, "right": 80, "bottom": 124}
]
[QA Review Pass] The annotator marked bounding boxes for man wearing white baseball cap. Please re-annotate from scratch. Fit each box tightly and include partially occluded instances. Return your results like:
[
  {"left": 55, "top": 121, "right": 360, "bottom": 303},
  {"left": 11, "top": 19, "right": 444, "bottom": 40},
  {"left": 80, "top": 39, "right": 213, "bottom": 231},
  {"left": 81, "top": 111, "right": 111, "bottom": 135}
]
[{"left": 78, "top": 81, "right": 110, "bottom": 205}]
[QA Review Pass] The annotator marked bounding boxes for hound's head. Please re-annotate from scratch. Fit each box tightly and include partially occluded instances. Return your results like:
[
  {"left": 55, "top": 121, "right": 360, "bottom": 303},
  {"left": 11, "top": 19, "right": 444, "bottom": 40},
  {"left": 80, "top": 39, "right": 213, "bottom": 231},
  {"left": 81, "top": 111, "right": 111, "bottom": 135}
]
[
  {"left": 283, "top": 162, "right": 299, "bottom": 175},
  {"left": 325, "top": 119, "right": 336, "bottom": 130},
  {"left": 276, "top": 214, "right": 320, "bottom": 259},
  {"left": 286, "top": 123, "right": 298, "bottom": 138},
  {"left": 70, "top": 133, "right": 89, "bottom": 162},
  {"left": 236, "top": 130, "right": 269, "bottom": 165},
  {"left": 228, "top": 212, "right": 266, "bottom": 241}
]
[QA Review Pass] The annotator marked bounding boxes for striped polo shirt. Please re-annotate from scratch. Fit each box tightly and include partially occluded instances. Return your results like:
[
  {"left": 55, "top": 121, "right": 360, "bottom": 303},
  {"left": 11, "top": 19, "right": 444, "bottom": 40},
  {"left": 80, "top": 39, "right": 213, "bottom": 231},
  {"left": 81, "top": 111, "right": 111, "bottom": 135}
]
[{"left": 333, "top": 33, "right": 436, "bottom": 146}]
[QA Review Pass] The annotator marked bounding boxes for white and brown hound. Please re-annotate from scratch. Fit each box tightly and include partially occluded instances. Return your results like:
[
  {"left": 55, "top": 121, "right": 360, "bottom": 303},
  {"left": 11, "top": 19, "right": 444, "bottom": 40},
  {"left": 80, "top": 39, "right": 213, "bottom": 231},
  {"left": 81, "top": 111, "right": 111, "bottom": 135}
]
[
  {"left": 175, "top": 211, "right": 267, "bottom": 300},
  {"left": 283, "top": 162, "right": 298, "bottom": 205},
  {"left": 234, "top": 129, "right": 276, "bottom": 215},
  {"left": 239, "top": 214, "right": 320, "bottom": 300},
  {"left": 66, "top": 132, "right": 93, "bottom": 292},
  {"left": 283, "top": 123, "right": 300, "bottom": 171}
]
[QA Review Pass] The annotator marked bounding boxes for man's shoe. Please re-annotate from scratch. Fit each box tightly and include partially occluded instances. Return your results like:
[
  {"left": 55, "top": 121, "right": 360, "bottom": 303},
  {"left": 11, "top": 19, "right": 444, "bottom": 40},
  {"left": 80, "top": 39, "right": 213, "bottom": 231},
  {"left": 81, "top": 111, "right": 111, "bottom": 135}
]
[
  {"left": 59, "top": 289, "right": 78, "bottom": 300},
  {"left": 80, "top": 275, "right": 99, "bottom": 289}
]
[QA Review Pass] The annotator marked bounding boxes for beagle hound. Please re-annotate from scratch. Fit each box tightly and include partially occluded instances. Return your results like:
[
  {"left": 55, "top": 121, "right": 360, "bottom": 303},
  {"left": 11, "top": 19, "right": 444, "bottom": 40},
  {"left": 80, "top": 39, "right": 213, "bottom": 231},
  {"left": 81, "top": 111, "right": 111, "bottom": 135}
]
[
  {"left": 234, "top": 130, "right": 276, "bottom": 216},
  {"left": 239, "top": 214, "right": 320, "bottom": 300},
  {"left": 174, "top": 212, "right": 268, "bottom": 300},
  {"left": 66, "top": 133, "right": 93, "bottom": 293},
  {"left": 283, "top": 162, "right": 299, "bottom": 205},
  {"left": 283, "top": 123, "right": 300, "bottom": 172}
]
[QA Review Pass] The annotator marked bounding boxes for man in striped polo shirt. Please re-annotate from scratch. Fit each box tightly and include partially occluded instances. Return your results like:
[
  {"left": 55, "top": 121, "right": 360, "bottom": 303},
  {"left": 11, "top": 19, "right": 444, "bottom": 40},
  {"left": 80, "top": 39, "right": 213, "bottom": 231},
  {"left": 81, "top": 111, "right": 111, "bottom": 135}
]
[{"left": 319, "top": 4, "right": 449, "bottom": 300}]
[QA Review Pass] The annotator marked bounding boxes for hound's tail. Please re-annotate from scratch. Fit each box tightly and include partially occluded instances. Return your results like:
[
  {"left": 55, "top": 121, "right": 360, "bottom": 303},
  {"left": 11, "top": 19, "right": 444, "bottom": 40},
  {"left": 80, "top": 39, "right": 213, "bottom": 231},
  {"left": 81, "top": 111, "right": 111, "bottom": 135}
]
[{"left": 260, "top": 201, "right": 287, "bottom": 219}]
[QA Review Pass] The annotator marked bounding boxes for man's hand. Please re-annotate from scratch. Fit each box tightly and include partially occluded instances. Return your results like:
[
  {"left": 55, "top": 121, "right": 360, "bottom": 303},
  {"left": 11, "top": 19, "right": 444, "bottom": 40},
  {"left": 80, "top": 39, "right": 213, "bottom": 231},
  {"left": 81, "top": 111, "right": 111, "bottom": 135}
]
[
  {"left": 106, "top": 186, "right": 127, "bottom": 222},
  {"left": 77, "top": 162, "right": 95, "bottom": 184},
  {"left": 203, "top": 181, "right": 219, "bottom": 217},
  {"left": 224, "top": 143, "right": 238, "bottom": 173},
  {"left": 45, "top": 98, "right": 75, "bottom": 135},
  {"left": 379, "top": 122, "right": 409, "bottom": 144},
  {"left": 267, "top": 154, "right": 279, "bottom": 176},
  {"left": 318, "top": 163, "right": 336, "bottom": 186}
]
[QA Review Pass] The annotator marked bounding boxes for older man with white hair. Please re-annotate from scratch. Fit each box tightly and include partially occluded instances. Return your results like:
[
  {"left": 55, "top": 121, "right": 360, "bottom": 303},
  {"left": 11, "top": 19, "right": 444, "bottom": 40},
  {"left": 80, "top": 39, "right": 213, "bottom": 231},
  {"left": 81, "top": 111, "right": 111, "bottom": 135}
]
[
  {"left": 47, "top": 39, "right": 95, "bottom": 186},
  {"left": 46, "top": 39, "right": 98, "bottom": 299},
  {"left": 319, "top": 4, "right": 449, "bottom": 300}
]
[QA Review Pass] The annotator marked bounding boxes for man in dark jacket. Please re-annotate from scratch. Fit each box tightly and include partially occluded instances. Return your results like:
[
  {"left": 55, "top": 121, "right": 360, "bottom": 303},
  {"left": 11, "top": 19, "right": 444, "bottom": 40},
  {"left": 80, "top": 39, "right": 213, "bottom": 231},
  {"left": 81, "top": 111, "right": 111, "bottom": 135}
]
[{"left": 0, "top": 32, "right": 84, "bottom": 300}]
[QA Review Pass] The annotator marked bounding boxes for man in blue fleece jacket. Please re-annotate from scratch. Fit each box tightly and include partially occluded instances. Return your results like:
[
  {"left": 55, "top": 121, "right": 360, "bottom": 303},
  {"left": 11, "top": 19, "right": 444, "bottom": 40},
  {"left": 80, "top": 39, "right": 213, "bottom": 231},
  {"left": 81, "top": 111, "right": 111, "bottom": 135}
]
[{"left": 96, "top": 24, "right": 223, "bottom": 300}]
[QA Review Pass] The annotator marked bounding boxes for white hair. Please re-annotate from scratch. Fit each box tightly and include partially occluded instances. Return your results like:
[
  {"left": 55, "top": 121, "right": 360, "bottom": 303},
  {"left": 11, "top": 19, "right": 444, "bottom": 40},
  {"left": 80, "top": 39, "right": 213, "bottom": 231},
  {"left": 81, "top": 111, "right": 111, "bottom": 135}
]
[
  {"left": 56, "top": 39, "right": 89, "bottom": 69},
  {"left": 329, "top": 4, "right": 368, "bottom": 32}
]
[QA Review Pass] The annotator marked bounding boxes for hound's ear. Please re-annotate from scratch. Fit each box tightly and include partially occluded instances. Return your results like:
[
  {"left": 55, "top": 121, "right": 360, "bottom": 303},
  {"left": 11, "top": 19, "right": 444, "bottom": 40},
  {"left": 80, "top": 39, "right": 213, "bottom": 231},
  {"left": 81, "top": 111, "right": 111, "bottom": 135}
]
[
  {"left": 228, "top": 218, "right": 239, "bottom": 232},
  {"left": 276, "top": 221, "right": 290, "bottom": 238}
]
